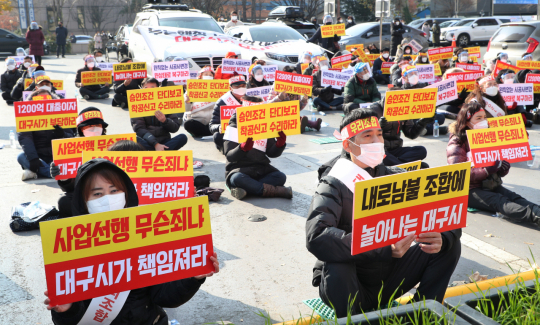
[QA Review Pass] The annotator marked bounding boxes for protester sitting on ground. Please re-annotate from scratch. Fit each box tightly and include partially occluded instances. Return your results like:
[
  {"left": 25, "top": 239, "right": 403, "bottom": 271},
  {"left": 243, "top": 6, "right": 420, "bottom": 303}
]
[
  {"left": 112, "top": 57, "right": 143, "bottom": 108},
  {"left": 308, "top": 15, "right": 341, "bottom": 55},
  {"left": 437, "top": 68, "right": 468, "bottom": 119},
  {"left": 372, "top": 47, "right": 392, "bottom": 85},
  {"left": 215, "top": 52, "right": 239, "bottom": 80},
  {"left": 343, "top": 62, "right": 381, "bottom": 104},
  {"left": 303, "top": 55, "right": 320, "bottom": 76},
  {"left": 75, "top": 55, "right": 110, "bottom": 100},
  {"left": 312, "top": 56, "right": 344, "bottom": 110},
  {"left": 223, "top": 107, "right": 292, "bottom": 200},
  {"left": 390, "top": 55, "right": 411, "bottom": 87},
  {"left": 93, "top": 49, "right": 106, "bottom": 63},
  {"left": 131, "top": 78, "right": 186, "bottom": 151},
  {"left": 514, "top": 68, "right": 540, "bottom": 124},
  {"left": 296, "top": 51, "right": 313, "bottom": 74},
  {"left": 11, "top": 63, "right": 39, "bottom": 101},
  {"left": 402, "top": 45, "right": 414, "bottom": 56},
  {"left": 521, "top": 53, "right": 533, "bottom": 61},
  {"left": 18, "top": 88, "right": 74, "bottom": 181},
  {"left": 224, "top": 10, "right": 243, "bottom": 32},
  {"left": 465, "top": 77, "right": 508, "bottom": 118},
  {"left": 414, "top": 52, "right": 430, "bottom": 65},
  {"left": 496, "top": 69, "right": 533, "bottom": 127},
  {"left": 452, "top": 48, "right": 474, "bottom": 67},
  {"left": 247, "top": 64, "right": 270, "bottom": 88},
  {"left": 210, "top": 75, "right": 247, "bottom": 153},
  {"left": 1, "top": 58, "right": 22, "bottom": 104},
  {"left": 18, "top": 55, "right": 33, "bottom": 74},
  {"left": 306, "top": 108, "right": 461, "bottom": 318},
  {"left": 183, "top": 66, "right": 215, "bottom": 137},
  {"left": 49, "top": 107, "right": 109, "bottom": 219},
  {"left": 44, "top": 158, "right": 219, "bottom": 324},
  {"left": 22, "top": 66, "right": 61, "bottom": 96},
  {"left": 447, "top": 102, "right": 540, "bottom": 226}
]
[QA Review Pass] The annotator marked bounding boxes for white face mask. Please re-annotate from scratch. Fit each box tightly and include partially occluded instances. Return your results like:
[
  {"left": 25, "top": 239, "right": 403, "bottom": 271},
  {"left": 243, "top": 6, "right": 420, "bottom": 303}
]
[
  {"left": 7, "top": 64, "right": 16, "bottom": 70},
  {"left": 472, "top": 120, "right": 489, "bottom": 129},
  {"left": 95, "top": 57, "right": 105, "bottom": 63},
  {"left": 87, "top": 62, "right": 95, "bottom": 68},
  {"left": 320, "top": 65, "right": 329, "bottom": 70},
  {"left": 232, "top": 87, "right": 246, "bottom": 96},
  {"left": 405, "top": 50, "right": 411, "bottom": 54},
  {"left": 361, "top": 73, "right": 370, "bottom": 80},
  {"left": 395, "top": 22, "right": 399, "bottom": 25},
  {"left": 408, "top": 75, "right": 419, "bottom": 85},
  {"left": 87, "top": 192, "right": 126, "bottom": 214},
  {"left": 255, "top": 74, "right": 264, "bottom": 82},
  {"left": 24, "top": 62, "right": 31, "bottom": 68},
  {"left": 382, "top": 53, "right": 389, "bottom": 59},
  {"left": 421, "top": 57, "right": 427, "bottom": 63},
  {"left": 82, "top": 126, "right": 103, "bottom": 137},
  {"left": 501, "top": 58, "right": 507, "bottom": 63},
  {"left": 485, "top": 86, "right": 498, "bottom": 96},
  {"left": 232, "top": 16, "right": 238, "bottom": 21},
  {"left": 459, "top": 56, "right": 468, "bottom": 62},
  {"left": 202, "top": 75, "right": 213, "bottom": 80},
  {"left": 348, "top": 141, "right": 385, "bottom": 168},
  {"left": 304, "top": 58, "right": 310, "bottom": 64},
  {"left": 39, "top": 85, "right": 51, "bottom": 92},
  {"left": 348, "top": 19, "right": 352, "bottom": 23},
  {"left": 503, "top": 79, "right": 514, "bottom": 84}
]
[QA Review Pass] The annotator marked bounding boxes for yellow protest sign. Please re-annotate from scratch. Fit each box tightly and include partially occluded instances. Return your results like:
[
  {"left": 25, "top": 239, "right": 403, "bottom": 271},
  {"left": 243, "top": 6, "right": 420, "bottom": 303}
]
[
  {"left": 274, "top": 71, "right": 313, "bottom": 96},
  {"left": 516, "top": 60, "right": 540, "bottom": 70},
  {"left": 464, "top": 46, "right": 481, "bottom": 60},
  {"left": 81, "top": 70, "right": 112, "bottom": 86},
  {"left": 395, "top": 160, "right": 422, "bottom": 171},
  {"left": 487, "top": 114, "right": 525, "bottom": 129},
  {"left": 113, "top": 62, "right": 147, "bottom": 81},
  {"left": 301, "top": 63, "right": 309, "bottom": 73},
  {"left": 186, "top": 79, "right": 229, "bottom": 102},
  {"left": 367, "top": 54, "right": 379, "bottom": 65},
  {"left": 127, "top": 86, "right": 185, "bottom": 118},
  {"left": 434, "top": 63, "right": 442, "bottom": 76},
  {"left": 346, "top": 44, "right": 364, "bottom": 52},
  {"left": 33, "top": 95, "right": 52, "bottom": 101},
  {"left": 383, "top": 88, "right": 438, "bottom": 121},
  {"left": 236, "top": 100, "right": 301, "bottom": 142},
  {"left": 25, "top": 79, "right": 63, "bottom": 90},
  {"left": 321, "top": 24, "right": 346, "bottom": 38}
]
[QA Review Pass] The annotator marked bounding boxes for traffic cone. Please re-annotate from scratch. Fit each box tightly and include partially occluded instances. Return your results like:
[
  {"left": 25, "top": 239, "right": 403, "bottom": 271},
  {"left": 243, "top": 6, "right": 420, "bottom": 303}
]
[{"left": 451, "top": 35, "right": 457, "bottom": 48}]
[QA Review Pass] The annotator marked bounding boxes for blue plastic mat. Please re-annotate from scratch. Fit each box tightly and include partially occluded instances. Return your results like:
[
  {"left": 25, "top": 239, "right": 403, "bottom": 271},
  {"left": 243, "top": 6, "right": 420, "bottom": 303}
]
[
  {"left": 309, "top": 137, "right": 341, "bottom": 144},
  {"left": 303, "top": 298, "right": 335, "bottom": 320}
]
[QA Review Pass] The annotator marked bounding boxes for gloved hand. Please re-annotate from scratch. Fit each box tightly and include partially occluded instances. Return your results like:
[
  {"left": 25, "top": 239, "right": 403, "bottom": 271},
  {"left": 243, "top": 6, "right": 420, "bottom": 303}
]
[
  {"left": 276, "top": 131, "right": 286, "bottom": 147},
  {"left": 50, "top": 162, "right": 61, "bottom": 178},
  {"left": 379, "top": 116, "right": 389, "bottom": 129},
  {"left": 458, "top": 87, "right": 469, "bottom": 100},
  {"left": 52, "top": 125, "right": 64, "bottom": 139},
  {"left": 29, "top": 158, "right": 40, "bottom": 173},
  {"left": 508, "top": 102, "right": 518, "bottom": 110},
  {"left": 498, "top": 160, "right": 511, "bottom": 176},
  {"left": 485, "top": 160, "right": 502, "bottom": 175},
  {"left": 376, "top": 70, "right": 383, "bottom": 75},
  {"left": 324, "top": 85, "right": 333, "bottom": 93},
  {"left": 240, "top": 138, "right": 254, "bottom": 152}
]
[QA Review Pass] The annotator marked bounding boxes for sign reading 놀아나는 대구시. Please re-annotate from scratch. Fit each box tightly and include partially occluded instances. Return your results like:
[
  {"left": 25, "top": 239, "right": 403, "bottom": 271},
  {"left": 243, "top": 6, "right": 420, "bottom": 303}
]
[
  {"left": 273, "top": 71, "right": 313, "bottom": 96},
  {"left": 383, "top": 88, "right": 438, "bottom": 122},
  {"left": 127, "top": 86, "right": 185, "bottom": 118},
  {"left": 113, "top": 62, "right": 147, "bottom": 81},
  {"left": 14, "top": 98, "right": 78, "bottom": 132}
]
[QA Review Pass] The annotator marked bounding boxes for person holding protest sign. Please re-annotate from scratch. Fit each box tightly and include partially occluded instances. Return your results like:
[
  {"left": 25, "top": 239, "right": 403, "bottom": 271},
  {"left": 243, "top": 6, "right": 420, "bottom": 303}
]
[
  {"left": 452, "top": 49, "right": 474, "bottom": 67},
  {"left": 414, "top": 52, "right": 430, "bottom": 65},
  {"left": 45, "top": 158, "right": 220, "bottom": 324},
  {"left": 465, "top": 77, "right": 508, "bottom": 118},
  {"left": 75, "top": 55, "right": 110, "bottom": 100},
  {"left": 312, "top": 57, "right": 344, "bottom": 111},
  {"left": 248, "top": 64, "right": 270, "bottom": 88},
  {"left": 391, "top": 18, "right": 406, "bottom": 56},
  {"left": 210, "top": 75, "right": 247, "bottom": 153},
  {"left": 224, "top": 10, "right": 244, "bottom": 32},
  {"left": 303, "top": 55, "right": 320, "bottom": 76},
  {"left": 10, "top": 63, "right": 39, "bottom": 101},
  {"left": 18, "top": 55, "right": 33, "bottom": 74},
  {"left": 436, "top": 68, "right": 469, "bottom": 119},
  {"left": 112, "top": 58, "right": 144, "bottom": 108},
  {"left": 306, "top": 108, "right": 461, "bottom": 317},
  {"left": 183, "top": 66, "right": 215, "bottom": 138},
  {"left": 496, "top": 69, "right": 533, "bottom": 127},
  {"left": 372, "top": 48, "right": 392, "bottom": 85},
  {"left": 296, "top": 51, "right": 313, "bottom": 74},
  {"left": 514, "top": 69, "right": 540, "bottom": 124},
  {"left": 131, "top": 78, "right": 186, "bottom": 151},
  {"left": 343, "top": 62, "right": 381, "bottom": 105},
  {"left": 390, "top": 55, "right": 411, "bottom": 87},
  {"left": 307, "top": 15, "right": 341, "bottom": 55},
  {"left": 215, "top": 52, "right": 239, "bottom": 80},
  {"left": 447, "top": 102, "right": 540, "bottom": 225},
  {"left": 1, "top": 58, "right": 22, "bottom": 105}
]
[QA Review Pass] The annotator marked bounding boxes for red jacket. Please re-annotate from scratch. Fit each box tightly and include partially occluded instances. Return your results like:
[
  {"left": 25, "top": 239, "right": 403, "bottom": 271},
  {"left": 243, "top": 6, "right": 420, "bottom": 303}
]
[
  {"left": 214, "top": 65, "right": 234, "bottom": 80},
  {"left": 26, "top": 29, "right": 45, "bottom": 56}
]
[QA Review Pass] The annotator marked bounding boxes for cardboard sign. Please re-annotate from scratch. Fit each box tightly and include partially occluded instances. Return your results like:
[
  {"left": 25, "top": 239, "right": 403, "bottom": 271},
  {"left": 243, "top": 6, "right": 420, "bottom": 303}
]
[
  {"left": 151, "top": 61, "right": 190, "bottom": 82},
  {"left": 321, "top": 24, "right": 346, "bottom": 38},
  {"left": 321, "top": 70, "right": 350, "bottom": 89},
  {"left": 96, "top": 62, "right": 114, "bottom": 71},
  {"left": 498, "top": 83, "right": 534, "bottom": 105},
  {"left": 525, "top": 74, "right": 540, "bottom": 94},
  {"left": 222, "top": 58, "right": 251, "bottom": 75},
  {"left": 81, "top": 71, "right": 113, "bottom": 86},
  {"left": 434, "top": 63, "right": 442, "bottom": 76},
  {"left": 25, "top": 79, "right": 64, "bottom": 90},
  {"left": 7, "top": 55, "right": 35, "bottom": 66},
  {"left": 14, "top": 98, "right": 78, "bottom": 132},
  {"left": 455, "top": 63, "right": 482, "bottom": 72},
  {"left": 127, "top": 86, "right": 185, "bottom": 118},
  {"left": 113, "top": 62, "right": 147, "bottom": 81},
  {"left": 427, "top": 78, "right": 458, "bottom": 106},
  {"left": 274, "top": 71, "right": 313, "bottom": 96},
  {"left": 427, "top": 47, "right": 454, "bottom": 61},
  {"left": 407, "top": 39, "right": 423, "bottom": 54},
  {"left": 82, "top": 151, "right": 195, "bottom": 205},
  {"left": 417, "top": 64, "right": 435, "bottom": 83},
  {"left": 381, "top": 62, "right": 393, "bottom": 74},
  {"left": 493, "top": 61, "right": 520, "bottom": 76},
  {"left": 41, "top": 196, "right": 213, "bottom": 306},
  {"left": 262, "top": 65, "right": 278, "bottom": 82},
  {"left": 52, "top": 133, "right": 136, "bottom": 180},
  {"left": 446, "top": 71, "right": 484, "bottom": 92},
  {"left": 395, "top": 160, "right": 422, "bottom": 172},
  {"left": 467, "top": 121, "right": 530, "bottom": 167},
  {"left": 236, "top": 100, "right": 300, "bottom": 142},
  {"left": 331, "top": 54, "right": 352, "bottom": 69},
  {"left": 245, "top": 86, "right": 272, "bottom": 101},
  {"left": 464, "top": 46, "right": 481, "bottom": 60},
  {"left": 516, "top": 60, "right": 540, "bottom": 70},
  {"left": 383, "top": 88, "right": 438, "bottom": 121},
  {"left": 346, "top": 44, "right": 364, "bottom": 52},
  {"left": 220, "top": 105, "right": 239, "bottom": 133},
  {"left": 351, "top": 163, "right": 471, "bottom": 255},
  {"left": 186, "top": 79, "right": 229, "bottom": 102}
]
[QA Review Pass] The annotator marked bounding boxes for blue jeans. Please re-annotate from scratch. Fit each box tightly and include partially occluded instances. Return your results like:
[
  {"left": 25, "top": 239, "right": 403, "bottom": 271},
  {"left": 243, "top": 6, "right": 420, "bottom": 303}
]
[
  {"left": 17, "top": 152, "right": 52, "bottom": 178},
  {"left": 313, "top": 97, "right": 344, "bottom": 111},
  {"left": 229, "top": 171, "right": 287, "bottom": 196},
  {"left": 137, "top": 134, "right": 188, "bottom": 151}
]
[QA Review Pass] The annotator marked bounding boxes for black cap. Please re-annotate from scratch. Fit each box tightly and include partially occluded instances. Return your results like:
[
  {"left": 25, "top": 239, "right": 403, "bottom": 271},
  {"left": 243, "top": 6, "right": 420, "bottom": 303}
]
[
  {"left": 120, "top": 57, "right": 132, "bottom": 63},
  {"left": 394, "top": 17, "right": 401, "bottom": 22},
  {"left": 382, "top": 47, "right": 390, "bottom": 52}
]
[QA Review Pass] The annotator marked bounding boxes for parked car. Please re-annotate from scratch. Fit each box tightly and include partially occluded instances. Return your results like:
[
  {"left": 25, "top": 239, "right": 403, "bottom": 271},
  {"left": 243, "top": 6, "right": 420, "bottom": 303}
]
[
  {"left": 484, "top": 21, "right": 540, "bottom": 65},
  {"left": 73, "top": 35, "right": 93, "bottom": 44},
  {"left": 339, "top": 22, "right": 429, "bottom": 52},
  {"left": 225, "top": 24, "right": 324, "bottom": 69},
  {"left": 438, "top": 20, "right": 460, "bottom": 28},
  {"left": 409, "top": 18, "right": 460, "bottom": 29},
  {"left": 264, "top": 6, "right": 317, "bottom": 38},
  {"left": 0, "top": 28, "right": 28, "bottom": 55},
  {"left": 440, "top": 16, "right": 512, "bottom": 47}
]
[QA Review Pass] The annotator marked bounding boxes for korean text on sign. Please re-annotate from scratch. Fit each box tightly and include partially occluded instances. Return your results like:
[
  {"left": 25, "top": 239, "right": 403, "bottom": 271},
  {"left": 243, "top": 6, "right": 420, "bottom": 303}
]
[
  {"left": 245, "top": 86, "right": 272, "bottom": 101},
  {"left": 127, "top": 86, "right": 185, "bottom": 118},
  {"left": 222, "top": 58, "right": 252, "bottom": 75},
  {"left": 52, "top": 133, "right": 136, "bottom": 180},
  {"left": 14, "top": 98, "right": 78, "bottom": 132},
  {"left": 427, "top": 47, "right": 454, "bottom": 61},
  {"left": 516, "top": 60, "right": 540, "bottom": 70},
  {"left": 321, "top": 70, "right": 350, "bottom": 89},
  {"left": 220, "top": 105, "right": 239, "bottom": 133},
  {"left": 525, "top": 74, "right": 540, "bottom": 94},
  {"left": 467, "top": 121, "right": 531, "bottom": 167},
  {"left": 274, "top": 71, "right": 313, "bottom": 97},
  {"left": 113, "top": 62, "right": 147, "bottom": 81},
  {"left": 455, "top": 63, "right": 482, "bottom": 72},
  {"left": 383, "top": 88, "right": 437, "bottom": 122},
  {"left": 81, "top": 71, "right": 112, "bottom": 86},
  {"left": 96, "top": 62, "right": 114, "bottom": 71},
  {"left": 351, "top": 162, "right": 471, "bottom": 255},
  {"left": 445, "top": 71, "right": 484, "bottom": 92},
  {"left": 493, "top": 61, "right": 520, "bottom": 76},
  {"left": 262, "top": 65, "right": 278, "bottom": 82},
  {"left": 82, "top": 151, "right": 195, "bottom": 205},
  {"left": 381, "top": 62, "right": 393, "bottom": 74},
  {"left": 346, "top": 44, "right": 364, "bottom": 52},
  {"left": 498, "top": 83, "right": 534, "bottom": 105},
  {"left": 25, "top": 79, "right": 64, "bottom": 90},
  {"left": 464, "top": 46, "right": 481, "bottom": 60},
  {"left": 426, "top": 78, "right": 458, "bottom": 106},
  {"left": 40, "top": 196, "right": 214, "bottom": 306},
  {"left": 395, "top": 160, "right": 422, "bottom": 172},
  {"left": 331, "top": 54, "right": 352, "bottom": 69},
  {"left": 417, "top": 64, "right": 435, "bottom": 83},
  {"left": 236, "top": 100, "right": 301, "bottom": 142},
  {"left": 407, "top": 40, "right": 423, "bottom": 54},
  {"left": 151, "top": 61, "right": 190, "bottom": 82},
  {"left": 321, "top": 24, "right": 346, "bottom": 38},
  {"left": 186, "top": 79, "right": 229, "bottom": 102}
]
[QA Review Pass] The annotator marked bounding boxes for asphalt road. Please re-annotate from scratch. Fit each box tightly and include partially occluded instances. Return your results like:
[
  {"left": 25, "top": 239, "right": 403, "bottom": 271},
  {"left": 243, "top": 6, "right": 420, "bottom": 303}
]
[{"left": 0, "top": 49, "right": 538, "bottom": 324}]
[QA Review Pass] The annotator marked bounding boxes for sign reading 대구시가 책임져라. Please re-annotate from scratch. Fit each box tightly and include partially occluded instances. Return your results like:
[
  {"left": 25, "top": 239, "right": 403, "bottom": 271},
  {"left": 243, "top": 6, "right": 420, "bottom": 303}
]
[{"left": 127, "top": 86, "right": 185, "bottom": 118}]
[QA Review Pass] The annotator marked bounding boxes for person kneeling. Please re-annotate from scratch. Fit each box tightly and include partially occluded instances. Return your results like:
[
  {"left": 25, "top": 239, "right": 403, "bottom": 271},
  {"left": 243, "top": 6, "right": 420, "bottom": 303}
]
[
  {"left": 306, "top": 109, "right": 461, "bottom": 317},
  {"left": 223, "top": 111, "right": 292, "bottom": 200}
]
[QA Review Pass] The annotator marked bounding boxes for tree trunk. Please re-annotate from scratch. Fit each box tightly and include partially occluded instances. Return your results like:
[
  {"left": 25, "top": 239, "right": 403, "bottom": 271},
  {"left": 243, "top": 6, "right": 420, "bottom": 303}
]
[{"left": 242, "top": 0, "right": 247, "bottom": 21}]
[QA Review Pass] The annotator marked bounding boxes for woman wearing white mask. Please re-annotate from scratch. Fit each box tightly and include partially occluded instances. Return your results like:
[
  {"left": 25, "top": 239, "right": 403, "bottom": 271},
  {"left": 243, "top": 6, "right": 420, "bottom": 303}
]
[
  {"left": 75, "top": 54, "right": 111, "bottom": 100},
  {"left": 45, "top": 158, "right": 220, "bottom": 325},
  {"left": 1, "top": 57, "right": 22, "bottom": 104},
  {"left": 247, "top": 64, "right": 270, "bottom": 88},
  {"left": 184, "top": 66, "right": 215, "bottom": 137},
  {"left": 465, "top": 77, "right": 508, "bottom": 118},
  {"left": 312, "top": 56, "right": 345, "bottom": 111},
  {"left": 372, "top": 47, "right": 392, "bottom": 85},
  {"left": 447, "top": 102, "right": 540, "bottom": 225},
  {"left": 25, "top": 21, "right": 44, "bottom": 65},
  {"left": 224, "top": 10, "right": 244, "bottom": 32}
]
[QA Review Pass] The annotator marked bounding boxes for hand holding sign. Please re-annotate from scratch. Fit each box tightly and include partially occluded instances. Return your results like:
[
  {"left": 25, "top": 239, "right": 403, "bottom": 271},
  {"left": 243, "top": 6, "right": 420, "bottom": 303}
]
[
  {"left": 194, "top": 252, "right": 220, "bottom": 279},
  {"left": 391, "top": 234, "right": 415, "bottom": 258},
  {"left": 417, "top": 232, "right": 443, "bottom": 254},
  {"left": 44, "top": 290, "right": 72, "bottom": 312}
]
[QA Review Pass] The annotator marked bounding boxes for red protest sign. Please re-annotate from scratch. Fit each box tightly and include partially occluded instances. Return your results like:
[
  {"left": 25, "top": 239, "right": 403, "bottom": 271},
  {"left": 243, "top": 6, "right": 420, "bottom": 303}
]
[
  {"left": 381, "top": 62, "right": 393, "bottom": 74},
  {"left": 455, "top": 63, "right": 482, "bottom": 72},
  {"left": 14, "top": 98, "right": 78, "bottom": 132},
  {"left": 445, "top": 71, "right": 484, "bottom": 92},
  {"left": 221, "top": 105, "right": 240, "bottom": 133},
  {"left": 427, "top": 47, "right": 454, "bottom": 61},
  {"left": 525, "top": 74, "right": 540, "bottom": 93},
  {"left": 331, "top": 54, "right": 352, "bottom": 69},
  {"left": 274, "top": 71, "right": 313, "bottom": 96},
  {"left": 493, "top": 61, "right": 520, "bottom": 76},
  {"left": 113, "top": 62, "right": 148, "bottom": 81}
]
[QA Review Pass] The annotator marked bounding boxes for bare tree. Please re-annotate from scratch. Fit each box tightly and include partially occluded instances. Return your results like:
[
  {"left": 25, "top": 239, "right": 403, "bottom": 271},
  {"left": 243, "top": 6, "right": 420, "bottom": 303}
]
[
  {"left": 272, "top": 0, "right": 324, "bottom": 20},
  {"left": 50, "top": 0, "right": 68, "bottom": 24},
  {"left": 433, "top": 0, "right": 475, "bottom": 17}
]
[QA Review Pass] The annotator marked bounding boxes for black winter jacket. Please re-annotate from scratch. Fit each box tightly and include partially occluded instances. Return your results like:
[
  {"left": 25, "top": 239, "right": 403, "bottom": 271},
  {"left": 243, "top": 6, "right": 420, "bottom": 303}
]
[
  {"left": 131, "top": 114, "right": 181, "bottom": 148},
  {"left": 75, "top": 66, "right": 105, "bottom": 92},
  {"left": 114, "top": 78, "right": 143, "bottom": 96},
  {"left": 308, "top": 26, "right": 341, "bottom": 53},
  {"left": 373, "top": 56, "right": 392, "bottom": 74},
  {"left": 18, "top": 123, "right": 74, "bottom": 163},
  {"left": 209, "top": 91, "right": 242, "bottom": 134},
  {"left": 247, "top": 77, "right": 270, "bottom": 89},
  {"left": 51, "top": 159, "right": 204, "bottom": 325},
  {"left": 390, "top": 64, "right": 402, "bottom": 87},
  {"left": 302, "top": 63, "right": 316, "bottom": 76},
  {"left": 1, "top": 69, "right": 22, "bottom": 93},
  {"left": 391, "top": 23, "right": 406, "bottom": 47},
  {"left": 312, "top": 70, "right": 343, "bottom": 104}
]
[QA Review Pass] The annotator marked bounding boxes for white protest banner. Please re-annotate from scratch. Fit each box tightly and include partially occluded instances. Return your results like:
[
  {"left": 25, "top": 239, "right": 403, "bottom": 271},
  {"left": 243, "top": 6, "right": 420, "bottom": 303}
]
[
  {"left": 151, "top": 60, "right": 190, "bottom": 81},
  {"left": 96, "top": 62, "right": 114, "bottom": 71},
  {"left": 222, "top": 58, "right": 252, "bottom": 75},
  {"left": 407, "top": 40, "right": 423, "bottom": 54},
  {"left": 175, "top": 70, "right": 199, "bottom": 86},
  {"left": 427, "top": 78, "right": 458, "bottom": 106},
  {"left": 23, "top": 90, "right": 67, "bottom": 101},
  {"left": 341, "top": 68, "right": 355, "bottom": 76},
  {"left": 245, "top": 86, "right": 273, "bottom": 101},
  {"left": 262, "top": 65, "right": 278, "bottom": 82},
  {"left": 321, "top": 70, "right": 351, "bottom": 89},
  {"left": 417, "top": 64, "right": 435, "bottom": 83},
  {"left": 8, "top": 55, "right": 35, "bottom": 67},
  {"left": 498, "top": 83, "right": 534, "bottom": 106}
]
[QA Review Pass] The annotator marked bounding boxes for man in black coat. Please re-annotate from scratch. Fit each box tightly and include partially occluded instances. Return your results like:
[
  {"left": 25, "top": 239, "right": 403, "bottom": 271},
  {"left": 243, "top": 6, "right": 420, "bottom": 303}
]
[
  {"left": 390, "top": 55, "right": 411, "bottom": 87},
  {"left": 1, "top": 58, "right": 22, "bottom": 104},
  {"left": 75, "top": 55, "right": 110, "bottom": 100},
  {"left": 391, "top": 17, "right": 406, "bottom": 56},
  {"left": 55, "top": 21, "right": 68, "bottom": 58},
  {"left": 372, "top": 47, "right": 392, "bottom": 85},
  {"left": 346, "top": 16, "right": 355, "bottom": 29},
  {"left": 112, "top": 58, "right": 144, "bottom": 108},
  {"left": 311, "top": 17, "right": 320, "bottom": 31},
  {"left": 308, "top": 15, "right": 341, "bottom": 56},
  {"left": 305, "top": 109, "right": 461, "bottom": 317}
]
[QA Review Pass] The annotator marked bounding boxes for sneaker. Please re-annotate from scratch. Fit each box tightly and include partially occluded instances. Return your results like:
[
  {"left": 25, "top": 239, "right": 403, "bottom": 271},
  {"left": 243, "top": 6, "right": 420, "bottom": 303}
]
[
  {"left": 22, "top": 169, "right": 37, "bottom": 181},
  {"left": 99, "top": 94, "right": 109, "bottom": 99},
  {"left": 300, "top": 116, "right": 308, "bottom": 134},
  {"left": 230, "top": 187, "right": 247, "bottom": 200},
  {"left": 83, "top": 95, "right": 90, "bottom": 100}
]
